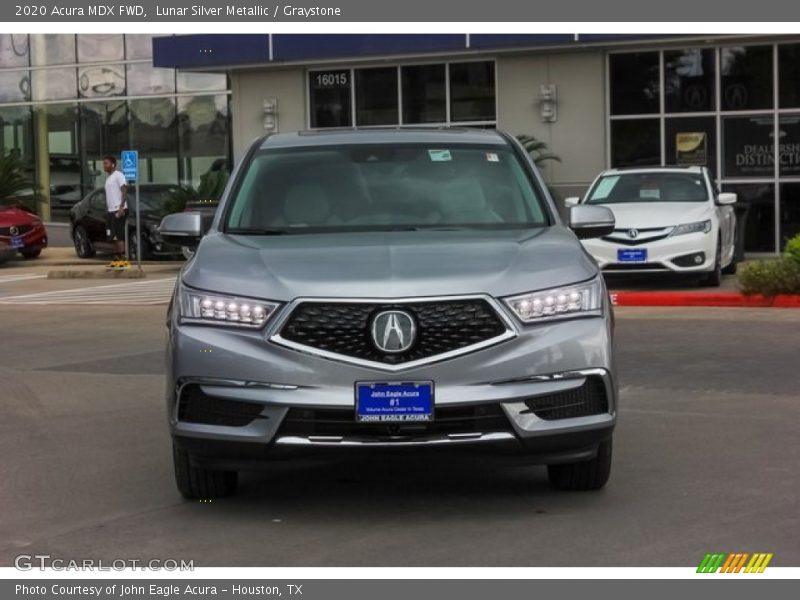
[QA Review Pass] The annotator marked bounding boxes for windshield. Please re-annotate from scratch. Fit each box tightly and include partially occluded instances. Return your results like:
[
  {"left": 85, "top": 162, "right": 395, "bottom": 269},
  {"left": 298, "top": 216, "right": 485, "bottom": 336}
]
[
  {"left": 585, "top": 172, "right": 708, "bottom": 204},
  {"left": 224, "top": 144, "right": 548, "bottom": 233}
]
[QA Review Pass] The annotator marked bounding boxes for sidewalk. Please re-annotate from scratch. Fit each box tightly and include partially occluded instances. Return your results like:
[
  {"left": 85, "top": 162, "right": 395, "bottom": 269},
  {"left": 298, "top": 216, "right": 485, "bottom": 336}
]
[{"left": 1, "top": 246, "right": 184, "bottom": 278}]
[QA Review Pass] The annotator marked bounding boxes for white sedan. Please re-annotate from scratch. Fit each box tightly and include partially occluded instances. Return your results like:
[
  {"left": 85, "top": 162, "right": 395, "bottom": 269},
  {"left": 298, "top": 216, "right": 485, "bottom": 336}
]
[{"left": 566, "top": 166, "right": 737, "bottom": 286}]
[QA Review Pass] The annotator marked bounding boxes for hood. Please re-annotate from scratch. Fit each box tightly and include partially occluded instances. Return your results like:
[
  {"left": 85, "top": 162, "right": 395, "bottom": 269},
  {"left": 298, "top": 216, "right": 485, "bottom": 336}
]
[
  {"left": 600, "top": 202, "right": 712, "bottom": 229},
  {"left": 0, "top": 207, "right": 41, "bottom": 227},
  {"left": 181, "top": 226, "right": 598, "bottom": 302}
]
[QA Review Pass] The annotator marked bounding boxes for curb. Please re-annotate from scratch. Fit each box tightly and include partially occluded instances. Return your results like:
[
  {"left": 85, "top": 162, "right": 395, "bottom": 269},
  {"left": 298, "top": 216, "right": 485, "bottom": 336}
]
[
  {"left": 47, "top": 269, "right": 147, "bottom": 279},
  {"left": 611, "top": 291, "right": 800, "bottom": 308}
]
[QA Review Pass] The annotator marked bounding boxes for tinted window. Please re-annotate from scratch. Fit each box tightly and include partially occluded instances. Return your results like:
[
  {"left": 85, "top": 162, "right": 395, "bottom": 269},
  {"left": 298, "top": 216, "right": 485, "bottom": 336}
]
[
  {"left": 779, "top": 44, "right": 800, "bottom": 108},
  {"left": 721, "top": 46, "right": 773, "bottom": 111},
  {"left": 610, "top": 119, "right": 660, "bottom": 167},
  {"left": 355, "top": 68, "right": 398, "bottom": 126},
  {"left": 402, "top": 64, "right": 446, "bottom": 124},
  {"left": 664, "top": 49, "right": 715, "bottom": 113},
  {"left": 309, "top": 70, "right": 351, "bottom": 128},
  {"left": 609, "top": 52, "right": 659, "bottom": 115},
  {"left": 226, "top": 144, "right": 546, "bottom": 232},
  {"left": 587, "top": 173, "right": 708, "bottom": 204},
  {"left": 665, "top": 116, "right": 717, "bottom": 171},
  {"left": 449, "top": 62, "right": 496, "bottom": 122}
]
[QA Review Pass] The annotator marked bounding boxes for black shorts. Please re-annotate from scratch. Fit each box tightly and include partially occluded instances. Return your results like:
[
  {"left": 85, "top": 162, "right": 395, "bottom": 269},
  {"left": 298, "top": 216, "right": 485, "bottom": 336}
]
[{"left": 106, "top": 210, "right": 127, "bottom": 242}]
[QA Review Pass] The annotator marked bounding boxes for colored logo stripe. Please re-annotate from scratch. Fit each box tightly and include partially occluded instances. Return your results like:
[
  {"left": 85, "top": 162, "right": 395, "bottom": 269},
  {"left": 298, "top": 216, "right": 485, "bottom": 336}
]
[{"left": 697, "top": 552, "right": 773, "bottom": 573}]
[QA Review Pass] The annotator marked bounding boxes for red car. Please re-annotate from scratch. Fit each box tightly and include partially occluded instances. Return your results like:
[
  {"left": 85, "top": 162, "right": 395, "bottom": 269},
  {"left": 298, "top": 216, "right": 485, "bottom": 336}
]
[{"left": 0, "top": 206, "right": 48, "bottom": 260}]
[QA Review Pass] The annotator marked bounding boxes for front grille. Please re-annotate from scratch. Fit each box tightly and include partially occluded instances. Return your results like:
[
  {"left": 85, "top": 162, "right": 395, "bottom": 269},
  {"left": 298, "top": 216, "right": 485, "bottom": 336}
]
[
  {"left": 177, "top": 385, "right": 265, "bottom": 427},
  {"left": 279, "top": 299, "right": 507, "bottom": 365},
  {"left": 602, "top": 234, "right": 670, "bottom": 246},
  {"left": 603, "top": 263, "right": 668, "bottom": 271},
  {"left": 523, "top": 377, "right": 608, "bottom": 420},
  {"left": 278, "top": 404, "right": 513, "bottom": 438},
  {"left": 0, "top": 224, "right": 33, "bottom": 236}
]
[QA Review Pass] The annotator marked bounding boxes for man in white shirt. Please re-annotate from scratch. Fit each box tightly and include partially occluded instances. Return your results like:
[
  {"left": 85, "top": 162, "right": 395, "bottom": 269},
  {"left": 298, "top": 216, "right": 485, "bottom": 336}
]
[{"left": 103, "top": 155, "right": 128, "bottom": 263}]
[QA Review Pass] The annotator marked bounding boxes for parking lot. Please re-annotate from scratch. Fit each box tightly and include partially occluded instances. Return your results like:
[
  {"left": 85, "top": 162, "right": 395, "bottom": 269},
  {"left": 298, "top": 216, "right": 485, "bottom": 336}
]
[{"left": 1, "top": 267, "right": 798, "bottom": 567}]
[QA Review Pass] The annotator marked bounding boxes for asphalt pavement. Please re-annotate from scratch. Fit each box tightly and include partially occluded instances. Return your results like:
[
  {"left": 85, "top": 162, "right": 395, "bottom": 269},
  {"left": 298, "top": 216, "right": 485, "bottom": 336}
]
[{"left": 0, "top": 280, "right": 798, "bottom": 567}]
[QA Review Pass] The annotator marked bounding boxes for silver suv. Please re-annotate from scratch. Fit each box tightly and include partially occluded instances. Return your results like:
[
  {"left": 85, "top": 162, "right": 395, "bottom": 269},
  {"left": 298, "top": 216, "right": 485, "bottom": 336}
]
[{"left": 160, "top": 129, "right": 618, "bottom": 499}]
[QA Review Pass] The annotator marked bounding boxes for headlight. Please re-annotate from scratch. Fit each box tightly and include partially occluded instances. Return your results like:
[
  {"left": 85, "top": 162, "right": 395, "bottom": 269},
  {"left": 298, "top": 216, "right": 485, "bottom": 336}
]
[
  {"left": 670, "top": 220, "right": 711, "bottom": 237},
  {"left": 178, "top": 284, "right": 279, "bottom": 328},
  {"left": 504, "top": 278, "right": 603, "bottom": 323}
]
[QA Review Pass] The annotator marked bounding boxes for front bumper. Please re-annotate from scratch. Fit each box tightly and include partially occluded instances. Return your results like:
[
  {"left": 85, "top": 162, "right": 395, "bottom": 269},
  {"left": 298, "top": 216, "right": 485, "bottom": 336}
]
[
  {"left": 0, "top": 225, "right": 48, "bottom": 253},
  {"left": 582, "top": 231, "right": 715, "bottom": 274},
  {"left": 167, "top": 299, "right": 617, "bottom": 467}
]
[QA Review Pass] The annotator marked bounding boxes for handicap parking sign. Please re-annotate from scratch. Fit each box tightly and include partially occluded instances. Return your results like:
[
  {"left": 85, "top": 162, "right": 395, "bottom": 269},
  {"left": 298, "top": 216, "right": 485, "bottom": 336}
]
[{"left": 121, "top": 150, "right": 138, "bottom": 181}]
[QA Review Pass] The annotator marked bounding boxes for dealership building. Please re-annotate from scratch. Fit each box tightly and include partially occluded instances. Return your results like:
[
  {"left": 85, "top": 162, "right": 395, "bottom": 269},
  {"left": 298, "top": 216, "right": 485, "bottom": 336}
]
[{"left": 3, "top": 33, "right": 800, "bottom": 255}]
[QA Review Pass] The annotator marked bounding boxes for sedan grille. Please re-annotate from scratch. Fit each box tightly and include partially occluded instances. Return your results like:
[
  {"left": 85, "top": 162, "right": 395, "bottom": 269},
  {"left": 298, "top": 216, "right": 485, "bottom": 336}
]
[
  {"left": 0, "top": 224, "right": 33, "bottom": 236},
  {"left": 278, "top": 299, "right": 508, "bottom": 365}
]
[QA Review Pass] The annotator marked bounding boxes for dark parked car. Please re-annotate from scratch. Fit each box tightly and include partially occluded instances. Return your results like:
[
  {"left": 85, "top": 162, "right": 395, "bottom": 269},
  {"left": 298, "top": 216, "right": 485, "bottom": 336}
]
[{"left": 69, "top": 184, "right": 184, "bottom": 260}]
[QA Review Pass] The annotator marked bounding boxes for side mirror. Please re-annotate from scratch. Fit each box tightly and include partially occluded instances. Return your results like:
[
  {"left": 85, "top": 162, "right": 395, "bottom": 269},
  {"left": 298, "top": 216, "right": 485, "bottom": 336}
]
[
  {"left": 569, "top": 205, "right": 615, "bottom": 240},
  {"left": 159, "top": 211, "right": 203, "bottom": 248},
  {"left": 717, "top": 192, "right": 737, "bottom": 205},
  {"left": 564, "top": 196, "right": 581, "bottom": 207}
]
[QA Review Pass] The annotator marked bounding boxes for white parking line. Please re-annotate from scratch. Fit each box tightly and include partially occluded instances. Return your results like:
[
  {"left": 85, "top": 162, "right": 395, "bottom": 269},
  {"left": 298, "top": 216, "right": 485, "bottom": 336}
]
[
  {"left": 0, "top": 276, "right": 177, "bottom": 305},
  {"left": 0, "top": 273, "right": 48, "bottom": 284}
]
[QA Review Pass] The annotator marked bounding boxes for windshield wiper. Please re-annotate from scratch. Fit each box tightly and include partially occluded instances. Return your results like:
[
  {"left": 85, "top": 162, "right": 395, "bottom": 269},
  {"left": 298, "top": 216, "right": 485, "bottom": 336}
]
[{"left": 226, "top": 228, "right": 291, "bottom": 235}]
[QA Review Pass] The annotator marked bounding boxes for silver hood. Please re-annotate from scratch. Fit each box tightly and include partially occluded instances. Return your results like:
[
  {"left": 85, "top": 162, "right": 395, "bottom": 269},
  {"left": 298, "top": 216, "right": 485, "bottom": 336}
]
[{"left": 181, "top": 226, "right": 598, "bottom": 301}]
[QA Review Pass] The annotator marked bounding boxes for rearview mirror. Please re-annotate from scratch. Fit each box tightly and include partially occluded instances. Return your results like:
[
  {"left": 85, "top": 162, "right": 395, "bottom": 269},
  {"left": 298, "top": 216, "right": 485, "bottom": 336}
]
[
  {"left": 564, "top": 196, "right": 581, "bottom": 207},
  {"left": 568, "top": 205, "right": 615, "bottom": 240},
  {"left": 159, "top": 211, "right": 203, "bottom": 248},
  {"left": 717, "top": 192, "right": 737, "bottom": 205}
]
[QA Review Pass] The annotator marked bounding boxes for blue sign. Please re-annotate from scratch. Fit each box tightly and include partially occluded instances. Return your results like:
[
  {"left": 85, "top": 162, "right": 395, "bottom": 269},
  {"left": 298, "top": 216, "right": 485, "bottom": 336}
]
[
  {"left": 356, "top": 382, "right": 434, "bottom": 422},
  {"left": 121, "top": 150, "right": 138, "bottom": 181}
]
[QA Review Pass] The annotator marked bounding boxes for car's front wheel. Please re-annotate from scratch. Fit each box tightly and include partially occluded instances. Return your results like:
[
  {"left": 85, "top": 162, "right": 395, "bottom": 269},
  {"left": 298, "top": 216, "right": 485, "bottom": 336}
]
[
  {"left": 73, "top": 225, "right": 95, "bottom": 258},
  {"left": 172, "top": 443, "right": 238, "bottom": 500},
  {"left": 547, "top": 438, "right": 612, "bottom": 491}
]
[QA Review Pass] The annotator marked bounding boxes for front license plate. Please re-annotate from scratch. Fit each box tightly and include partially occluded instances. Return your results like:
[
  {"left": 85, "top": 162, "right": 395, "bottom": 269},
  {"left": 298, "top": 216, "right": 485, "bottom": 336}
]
[
  {"left": 10, "top": 236, "right": 23, "bottom": 249},
  {"left": 355, "top": 382, "right": 434, "bottom": 423},
  {"left": 618, "top": 248, "right": 647, "bottom": 263}
]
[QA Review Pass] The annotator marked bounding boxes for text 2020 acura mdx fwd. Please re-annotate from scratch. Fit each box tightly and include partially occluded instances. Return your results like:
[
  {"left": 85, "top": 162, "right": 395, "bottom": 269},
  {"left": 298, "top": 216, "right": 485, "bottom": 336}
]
[{"left": 160, "top": 129, "right": 618, "bottom": 498}]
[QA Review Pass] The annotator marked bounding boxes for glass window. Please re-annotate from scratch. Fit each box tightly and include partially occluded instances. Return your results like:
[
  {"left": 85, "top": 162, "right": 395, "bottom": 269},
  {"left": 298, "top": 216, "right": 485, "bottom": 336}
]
[
  {"left": 609, "top": 52, "right": 659, "bottom": 115},
  {"left": 81, "top": 101, "right": 129, "bottom": 186},
  {"left": 126, "top": 63, "right": 175, "bottom": 96},
  {"left": 664, "top": 49, "right": 715, "bottom": 113},
  {"left": 0, "top": 106, "right": 34, "bottom": 163},
  {"left": 176, "top": 71, "right": 227, "bottom": 93},
  {"left": 129, "top": 98, "right": 179, "bottom": 185},
  {"left": 722, "top": 115, "right": 775, "bottom": 178},
  {"left": 610, "top": 119, "right": 660, "bottom": 167},
  {"left": 35, "top": 104, "right": 84, "bottom": 219},
  {"left": 778, "top": 115, "right": 800, "bottom": 177},
  {"left": 779, "top": 44, "right": 800, "bottom": 108},
  {"left": 31, "top": 68, "right": 76, "bottom": 101},
  {"left": 78, "top": 64, "right": 125, "bottom": 98},
  {"left": 77, "top": 35, "right": 124, "bottom": 63},
  {"left": 720, "top": 46, "right": 773, "bottom": 111},
  {"left": 309, "top": 69, "right": 352, "bottom": 128},
  {"left": 722, "top": 183, "right": 775, "bottom": 252},
  {"left": 178, "top": 95, "right": 230, "bottom": 190},
  {"left": 355, "top": 68, "right": 398, "bottom": 126},
  {"left": 125, "top": 34, "right": 155, "bottom": 59},
  {"left": 449, "top": 61, "right": 496, "bottom": 122},
  {"left": 0, "top": 70, "right": 31, "bottom": 103},
  {"left": 780, "top": 183, "right": 800, "bottom": 247},
  {"left": 586, "top": 172, "right": 708, "bottom": 204},
  {"left": 30, "top": 34, "right": 75, "bottom": 66},
  {"left": 665, "top": 116, "right": 717, "bottom": 172},
  {"left": 225, "top": 145, "right": 546, "bottom": 231},
  {"left": 401, "top": 64, "right": 446, "bottom": 124},
  {"left": 0, "top": 34, "right": 29, "bottom": 68}
]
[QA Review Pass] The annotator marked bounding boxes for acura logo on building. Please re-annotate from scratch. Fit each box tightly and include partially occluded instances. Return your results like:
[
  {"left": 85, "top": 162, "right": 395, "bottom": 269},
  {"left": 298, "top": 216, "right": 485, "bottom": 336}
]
[
  {"left": 371, "top": 310, "right": 416, "bottom": 353},
  {"left": 627, "top": 229, "right": 639, "bottom": 239}
]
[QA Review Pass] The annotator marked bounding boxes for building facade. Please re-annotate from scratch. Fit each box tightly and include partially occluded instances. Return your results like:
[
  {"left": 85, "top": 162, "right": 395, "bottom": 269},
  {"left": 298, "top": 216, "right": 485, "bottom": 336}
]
[{"left": 0, "top": 34, "right": 232, "bottom": 222}]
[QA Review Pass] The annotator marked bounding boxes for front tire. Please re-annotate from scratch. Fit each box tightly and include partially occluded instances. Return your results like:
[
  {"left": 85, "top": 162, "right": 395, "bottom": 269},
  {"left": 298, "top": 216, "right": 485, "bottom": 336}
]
[
  {"left": 547, "top": 438, "right": 613, "bottom": 491},
  {"left": 128, "top": 233, "right": 151, "bottom": 262},
  {"left": 73, "top": 225, "right": 95, "bottom": 258},
  {"left": 172, "top": 443, "right": 238, "bottom": 500}
]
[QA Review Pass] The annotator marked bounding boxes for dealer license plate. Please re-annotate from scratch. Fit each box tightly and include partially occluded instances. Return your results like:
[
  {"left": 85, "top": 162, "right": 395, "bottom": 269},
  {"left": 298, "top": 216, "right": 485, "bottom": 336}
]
[
  {"left": 618, "top": 248, "right": 647, "bottom": 263},
  {"left": 355, "top": 381, "right": 434, "bottom": 423},
  {"left": 10, "top": 236, "right": 23, "bottom": 249}
]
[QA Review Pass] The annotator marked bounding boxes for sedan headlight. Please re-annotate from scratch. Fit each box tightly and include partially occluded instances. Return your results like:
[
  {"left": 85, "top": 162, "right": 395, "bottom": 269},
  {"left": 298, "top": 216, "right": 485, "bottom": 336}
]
[
  {"left": 670, "top": 220, "right": 711, "bottom": 237},
  {"left": 504, "top": 278, "right": 603, "bottom": 323},
  {"left": 178, "top": 284, "right": 279, "bottom": 328}
]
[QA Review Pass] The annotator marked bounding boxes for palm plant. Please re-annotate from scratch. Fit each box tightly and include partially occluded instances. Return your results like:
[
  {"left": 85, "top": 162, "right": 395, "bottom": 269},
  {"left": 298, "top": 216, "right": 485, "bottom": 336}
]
[
  {"left": 0, "top": 152, "right": 35, "bottom": 203},
  {"left": 516, "top": 134, "right": 561, "bottom": 166}
]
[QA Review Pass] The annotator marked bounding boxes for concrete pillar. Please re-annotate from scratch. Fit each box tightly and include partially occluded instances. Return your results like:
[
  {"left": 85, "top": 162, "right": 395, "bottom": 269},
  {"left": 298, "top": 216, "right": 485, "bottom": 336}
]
[{"left": 33, "top": 107, "right": 51, "bottom": 221}]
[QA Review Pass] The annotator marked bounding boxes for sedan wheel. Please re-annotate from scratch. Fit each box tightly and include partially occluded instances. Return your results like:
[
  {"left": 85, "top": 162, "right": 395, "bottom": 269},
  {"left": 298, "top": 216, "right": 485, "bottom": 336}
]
[{"left": 73, "top": 225, "right": 95, "bottom": 258}]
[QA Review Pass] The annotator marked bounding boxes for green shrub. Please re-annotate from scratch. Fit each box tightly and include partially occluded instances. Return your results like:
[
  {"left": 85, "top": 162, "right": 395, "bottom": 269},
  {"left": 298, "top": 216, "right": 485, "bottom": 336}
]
[
  {"left": 784, "top": 234, "right": 800, "bottom": 266},
  {"left": 738, "top": 258, "right": 800, "bottom": 297}
]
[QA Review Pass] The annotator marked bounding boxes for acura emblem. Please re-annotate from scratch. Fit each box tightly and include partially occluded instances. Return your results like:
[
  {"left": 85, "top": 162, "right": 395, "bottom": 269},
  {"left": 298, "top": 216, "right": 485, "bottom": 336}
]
[
  {"left": 627, "top": 229, "right": 639, "bottom": 239},
  {"left": 371, "top": 310, "right": 416, "bottom": 354},
  {"left": 9, "top": 226, "right": 19, "bottom": 236}
]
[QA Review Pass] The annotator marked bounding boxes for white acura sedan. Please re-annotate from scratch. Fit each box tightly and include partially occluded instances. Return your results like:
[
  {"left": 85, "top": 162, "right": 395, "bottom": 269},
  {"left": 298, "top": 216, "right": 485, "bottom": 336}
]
[{"left": 566, "top": 166, "right": 737, "bottom": 286}]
